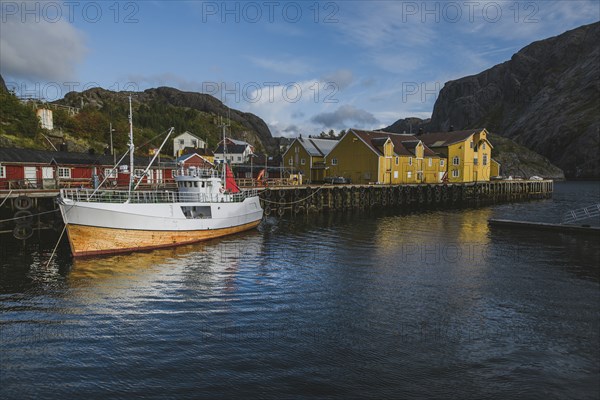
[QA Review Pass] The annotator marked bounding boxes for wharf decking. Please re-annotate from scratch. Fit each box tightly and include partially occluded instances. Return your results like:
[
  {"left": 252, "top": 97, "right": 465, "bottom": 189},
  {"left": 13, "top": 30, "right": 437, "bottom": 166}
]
[
  {"left": 258, "top": 180, "right": 553, "bottom": 216},
  {"left": 0, "top": 180, "right": 553, "bottom": 239}
]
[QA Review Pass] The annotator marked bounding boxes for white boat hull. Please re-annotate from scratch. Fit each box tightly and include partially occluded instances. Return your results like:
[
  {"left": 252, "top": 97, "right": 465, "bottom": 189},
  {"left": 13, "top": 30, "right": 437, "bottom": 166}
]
[{"left": 59, "top": 196, "right": 263, "bottom": 257}]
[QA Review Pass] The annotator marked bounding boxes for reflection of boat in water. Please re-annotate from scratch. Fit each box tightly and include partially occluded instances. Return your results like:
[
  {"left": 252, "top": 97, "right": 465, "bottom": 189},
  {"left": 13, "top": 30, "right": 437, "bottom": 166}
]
[
  {"left": 69, "top": 230, "right": 265, "bottom": 297},
  {"left": 58, "top": 97, "right": 263, "bottom": 258}
]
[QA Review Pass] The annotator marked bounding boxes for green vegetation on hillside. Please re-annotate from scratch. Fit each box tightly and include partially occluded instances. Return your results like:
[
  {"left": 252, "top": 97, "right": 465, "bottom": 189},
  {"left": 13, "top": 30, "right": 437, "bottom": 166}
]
[
  {"left": 50, "top": 98, "right": 262, "bottom": 156},
  {"left": 0, "top": 91, "right": 41, "bottom": 139}
]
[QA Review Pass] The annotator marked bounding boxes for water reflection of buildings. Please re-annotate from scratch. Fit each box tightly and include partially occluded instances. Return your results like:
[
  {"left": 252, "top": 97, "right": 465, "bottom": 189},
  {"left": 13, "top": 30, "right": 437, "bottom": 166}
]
[{"left": 373, "top": 208, "right": 493, "bottom": 267}]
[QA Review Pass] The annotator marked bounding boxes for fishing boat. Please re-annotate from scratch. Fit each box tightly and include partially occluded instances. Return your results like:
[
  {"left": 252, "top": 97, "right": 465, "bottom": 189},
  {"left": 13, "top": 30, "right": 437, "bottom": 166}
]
[{"left": 57, "top": 97, "right": 263, "bottom": 257}]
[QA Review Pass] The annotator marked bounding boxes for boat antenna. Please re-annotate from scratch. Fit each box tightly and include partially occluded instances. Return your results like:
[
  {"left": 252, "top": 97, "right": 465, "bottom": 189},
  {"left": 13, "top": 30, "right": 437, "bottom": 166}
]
[{"left": 127, "top": 95, "right": 135, "bottom": 199}]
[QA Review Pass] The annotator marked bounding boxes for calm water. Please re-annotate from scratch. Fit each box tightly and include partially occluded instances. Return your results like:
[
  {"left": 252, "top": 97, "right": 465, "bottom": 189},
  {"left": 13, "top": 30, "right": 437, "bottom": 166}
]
[{"left": 1, "top": 182, "right": 599, "bottom": 399}]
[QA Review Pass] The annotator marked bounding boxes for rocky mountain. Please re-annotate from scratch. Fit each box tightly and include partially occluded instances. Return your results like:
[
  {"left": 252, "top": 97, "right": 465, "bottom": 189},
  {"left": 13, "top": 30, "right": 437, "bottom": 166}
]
[
  {"left": 426, "top": 22, "right": 599, "bottom": 179},
  {"left": 57, "top": 86, "right": 276, "bottom": 154}
]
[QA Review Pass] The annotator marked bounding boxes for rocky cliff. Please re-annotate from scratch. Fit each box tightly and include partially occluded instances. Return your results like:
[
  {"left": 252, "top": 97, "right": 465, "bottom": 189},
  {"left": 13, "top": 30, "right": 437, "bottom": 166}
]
[{"left": 428, "top": 22, "right": 599, "bottom": 179}]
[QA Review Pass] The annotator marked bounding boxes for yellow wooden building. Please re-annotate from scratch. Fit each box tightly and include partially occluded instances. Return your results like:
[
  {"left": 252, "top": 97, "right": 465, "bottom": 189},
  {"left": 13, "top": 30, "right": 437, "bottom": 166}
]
[
  {"left": 491, "top": 159, "right": 501, "bottom": 178},
  {"left": 326, "top": 129, "right": 446, "bottom": 184},
  {"left": 419, "top": 128, "right": 493, "bottom": 183},
  {"left": 282, "top": 136, "right": 338, "bottom": 183}
]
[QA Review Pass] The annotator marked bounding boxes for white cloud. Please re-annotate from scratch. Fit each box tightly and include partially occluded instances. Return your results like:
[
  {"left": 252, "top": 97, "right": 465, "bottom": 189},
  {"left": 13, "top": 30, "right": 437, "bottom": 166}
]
[
  {"left": 0, "top": 16, "right": 87, "bottom": 82},
  {"left": 311, "top": 104, "right": 379, "bottom": 128},
  {"left": 247, "top": 56, "right": 313, "bottom": 75},
  {"left": 334, "top": 3, "right": 436, "bottom": 50},
  {"left": 321, "top": 69, "right": 354, "bottom": 90}
]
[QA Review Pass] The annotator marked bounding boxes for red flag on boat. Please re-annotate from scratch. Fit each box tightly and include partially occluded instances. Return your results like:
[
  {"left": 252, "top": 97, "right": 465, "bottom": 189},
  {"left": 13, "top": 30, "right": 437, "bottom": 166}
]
[{"left": 225, "top": 164, "right": 240, "bottom": 193}]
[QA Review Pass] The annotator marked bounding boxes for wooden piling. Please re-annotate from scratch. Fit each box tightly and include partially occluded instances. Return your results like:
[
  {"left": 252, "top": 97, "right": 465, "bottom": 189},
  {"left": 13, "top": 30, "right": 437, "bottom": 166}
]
[{"left": 258, "top": 180, "right": 553, "bottom": 216}]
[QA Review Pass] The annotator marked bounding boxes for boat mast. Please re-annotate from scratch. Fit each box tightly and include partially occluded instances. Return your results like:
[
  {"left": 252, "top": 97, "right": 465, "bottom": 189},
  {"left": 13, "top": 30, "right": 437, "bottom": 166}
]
[
  {"left": 221, "top": 112, "right": 230, "bottom": 183},
  {"left": 128, "top": 95, "right": 135, "bottom": 198}
]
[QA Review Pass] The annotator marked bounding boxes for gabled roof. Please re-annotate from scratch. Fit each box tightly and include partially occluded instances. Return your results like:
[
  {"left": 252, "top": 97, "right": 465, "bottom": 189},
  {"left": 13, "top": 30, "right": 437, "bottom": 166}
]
[
  {"left": 297, "top": 137, "right": 338, "bottom": 157},
  {"left": 0, "top": 147, "right": 164, "bottom": 167},
  {"left": 0, "top": 147, "right": 56, "bottom": 163},
  {"left": 228, "top": 138, "right": 249, "bottom": 146},
  {"left": 214, "top": 144, "right": 250, "bottom": 154},
  {"left": 218, "top": 137, "right": 251, "bottom": 146},
  {"left": 174, "top": 131, "right": 203, "bottom": 140},
  {"left": 419, "top": 128, "right": 484, "bottom": 147},
  {"left": 176, "top": 153, "right": 214, "bottom": 165},
  {"left": 348, "top": 129, "right": 439, "bottom": 158},
  {"left": 182, "top": 147, "right": 214, "bottom": 157}
]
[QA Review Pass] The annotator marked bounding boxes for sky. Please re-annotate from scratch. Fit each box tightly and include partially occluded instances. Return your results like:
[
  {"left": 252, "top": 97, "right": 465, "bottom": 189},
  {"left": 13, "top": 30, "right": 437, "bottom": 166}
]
[{"left": 1, "top": 0, "right": 598, "bottom": 137}]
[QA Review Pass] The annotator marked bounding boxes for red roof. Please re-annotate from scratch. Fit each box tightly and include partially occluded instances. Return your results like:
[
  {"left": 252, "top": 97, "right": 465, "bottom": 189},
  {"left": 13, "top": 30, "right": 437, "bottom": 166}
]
[
  {"left": 419, "top": 128, "right": 485, "bottom": 148},
  {"left": 349, "top": 129, "right": 440, "bottom": 158}
]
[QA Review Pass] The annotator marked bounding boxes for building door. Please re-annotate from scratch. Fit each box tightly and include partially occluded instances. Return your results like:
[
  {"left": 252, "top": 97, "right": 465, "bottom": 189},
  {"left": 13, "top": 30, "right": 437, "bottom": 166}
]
[
  {"left": 42, "top": 167, "right": 53, "bottom": 179},
  {"left": 384, "top": 172, "right": 391, "bottom": 184},
  {"left": 24, "top": 166, "right": 37, "bottom": 187},
  {"left": 42, "top": 166, "right": 54, "bottom": 189}
]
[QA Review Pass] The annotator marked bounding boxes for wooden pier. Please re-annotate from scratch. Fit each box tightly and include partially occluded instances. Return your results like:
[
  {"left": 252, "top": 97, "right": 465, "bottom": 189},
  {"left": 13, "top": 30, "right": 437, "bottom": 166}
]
[
  {"left": 258, "top": 180, "right": 554, "bottom": 216},
  {"left": 0, "top": 180, "right": 553, "bottom": 240}
]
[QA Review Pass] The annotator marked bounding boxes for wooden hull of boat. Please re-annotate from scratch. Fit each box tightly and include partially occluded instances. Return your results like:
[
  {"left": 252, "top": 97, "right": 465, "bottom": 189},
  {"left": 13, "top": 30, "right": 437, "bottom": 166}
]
[{"left": 65, "top": 220, "right": 261, "bottom": 257}]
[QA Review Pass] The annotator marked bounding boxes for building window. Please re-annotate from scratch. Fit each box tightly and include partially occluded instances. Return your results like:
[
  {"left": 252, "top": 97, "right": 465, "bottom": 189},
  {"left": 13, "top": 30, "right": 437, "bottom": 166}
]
[
  {"left": 440, "top": 159, "right": 445, "bottom": 167},
  {"left": 192, "top": 139, "right": 197, "bottom": 147},
  {"left": 408, "top": 157, "right": 412, "bottom": 166},
  {"left": 470, "top": 141, "right": 474, "bottom": 149},
  {"left": 134, "top": 169, "right": 145, "bottom": 178},
  {"left": 474, "top": 158, "right": 478, "bottom": 165},
  {"left": 452, "top": 170, "right": 459, "bottom": 178},
  {"left": 237, "top": 156, "right": 242, "bottom": 162},
  {"left": 301, "top": 158, "right": 306, "bottom": 165},
  {"left": 179, "top": 139, "right": 185, "bottom": 145},
  {"left": 483, "top": 154, "right": 488, "bottom": 166},
  {"left": 394, "top": 171, "right": 398, "bottom": 179},
  {"left": 331, "top": 158, "right": 338, "bottom": 166},
  {"left": 0, "top": 165, "right": 5, "bottom": 179},
  {"left": 395, "top": 157, "right": 399, "bottom": 165},
  {"left": 58, "top": 167, "right": 71, "bottom": 178},
  {"left": 482, "top": 143, "right": 486, "bottom": 150},
  {"left": 407, "top": 171, "right": 412, "bottom": 179},
  {"left": 453, "top": 156, "right": 460, "bottom": 165},
  {"left": 104, "top": 168, "right": 117, "bottom": 178},
  {"left": 428, "top": 158, "right": 432, "bottom": 167},
  {"left": 295, "top": 146, "right": 299, "bottom": 153},
  {"left": 288, "top": 158, "right": 293, "bottom": 166}
]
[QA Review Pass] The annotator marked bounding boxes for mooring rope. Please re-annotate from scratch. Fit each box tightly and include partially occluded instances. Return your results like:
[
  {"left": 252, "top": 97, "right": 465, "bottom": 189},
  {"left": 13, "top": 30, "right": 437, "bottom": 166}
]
[
  {"left": 45, "top": 224, "right": 67, "bottom": 269},
  {"left": 0, "top": 209, "right": 59, "bottom": 223},
  {"left": 259, "top": 186, "right": 326, "bottom": 206},
  {"left": 0, "top": 190, "right": 13, "bottom": 208}
]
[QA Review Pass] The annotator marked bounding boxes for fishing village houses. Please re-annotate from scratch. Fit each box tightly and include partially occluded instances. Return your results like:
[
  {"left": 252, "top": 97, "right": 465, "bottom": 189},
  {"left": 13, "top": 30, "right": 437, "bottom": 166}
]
[
  {"left": 1, "top": 127, "right": 500, "bottom": 190},
  {"left": 283, "top": 128, "right": 499, "bottom": 185}
]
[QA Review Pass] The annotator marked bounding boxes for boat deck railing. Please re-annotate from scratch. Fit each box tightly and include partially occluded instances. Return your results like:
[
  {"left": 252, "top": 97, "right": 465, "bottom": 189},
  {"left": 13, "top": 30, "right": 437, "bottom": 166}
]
[
  {"left": 173, "top": 168, "right": 219, "bottom": 179},
  {"left": 60, "top": 188, "right": 259, "bottom": 204},
  {"left": 562, "top": 203, "right": 600, "bottom": 224}
]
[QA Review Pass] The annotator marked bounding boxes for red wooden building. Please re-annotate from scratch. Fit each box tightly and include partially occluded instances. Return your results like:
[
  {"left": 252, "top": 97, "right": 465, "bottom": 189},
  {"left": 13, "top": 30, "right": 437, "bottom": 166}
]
[{"left": 0, "top": 148, "right": 176, "bottom": 190}]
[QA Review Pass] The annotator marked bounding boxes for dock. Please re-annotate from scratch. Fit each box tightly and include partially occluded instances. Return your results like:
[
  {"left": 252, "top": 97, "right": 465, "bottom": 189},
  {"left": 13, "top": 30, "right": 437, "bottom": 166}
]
[
  {"left": 258, "top": 180, "right": 554, "bottom": 216},
  {"left": 1, "top": 180, "right": 554, "bottom": 240}
]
